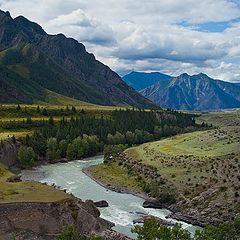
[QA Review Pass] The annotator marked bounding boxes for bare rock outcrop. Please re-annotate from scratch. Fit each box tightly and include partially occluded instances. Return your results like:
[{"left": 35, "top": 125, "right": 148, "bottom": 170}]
[
  {"left": 143, "top": 199, "right": 162, "bottom": 209},
  {"left": 0, "top": 140, "right": 18, "bottom": 167},
  {"left": 0, "top": 199, "right": 113, "bottom": 240},
  {"left": 6, "top": 175, "right": 22, "bottom": 182},
  {"left": 168, "top": 187, "right": 235, "bottom": 226}
]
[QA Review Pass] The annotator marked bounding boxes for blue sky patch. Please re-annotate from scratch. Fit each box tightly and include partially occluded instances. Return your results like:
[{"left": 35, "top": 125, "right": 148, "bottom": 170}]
[{"left": 178, "top": 17, "right": 240, "bottom": 33}]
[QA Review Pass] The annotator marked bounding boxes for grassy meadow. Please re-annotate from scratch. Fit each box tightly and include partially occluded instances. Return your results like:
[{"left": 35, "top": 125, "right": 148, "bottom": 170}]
[
  {"left": 197, "top": 110, "right": 240, "bottom": 127},
  {"left": 125, "top": 111, "right": 240, "bottom": 192},
  {"left": 0, "top": 163, "right": 13, "bottom": 181},
  {"left": 0, "top": 163, "right": 71, "bottom": 204},
  {"left": 127, "top": 128, "right": 240, "bottom": 159},
  {"left": 87, "top": 161, "right": 142, "bottom": 193}
]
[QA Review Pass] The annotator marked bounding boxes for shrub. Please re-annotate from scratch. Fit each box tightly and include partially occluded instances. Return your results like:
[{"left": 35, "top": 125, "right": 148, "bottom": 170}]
[
  {"left": 17, "top": 146, "right": 36, "bottom": 167},
  {"left": 103, "top": 144, "right": 128, "bottom": 163}
]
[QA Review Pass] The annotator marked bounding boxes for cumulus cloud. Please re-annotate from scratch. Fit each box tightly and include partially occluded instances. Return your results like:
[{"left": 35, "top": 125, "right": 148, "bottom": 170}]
[
  {"left": 0, "top": 0, "right": 240, "bottom": 82},
  {"left": 47, "top": 9, "right": 116, "bottom": 46},
  {"left": 114, "top": 24, "right": 227, "bottom": 63}
]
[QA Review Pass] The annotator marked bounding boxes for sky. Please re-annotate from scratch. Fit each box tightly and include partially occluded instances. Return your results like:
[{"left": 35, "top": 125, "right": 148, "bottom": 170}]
[{"left": 0, "top": 0, "right": 240, "bottom": 82}]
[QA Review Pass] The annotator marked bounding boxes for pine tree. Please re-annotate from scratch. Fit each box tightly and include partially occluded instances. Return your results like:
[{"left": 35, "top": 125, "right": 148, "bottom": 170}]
[{"left": 16, "top": 104, "right": 21, "bottom": 111}]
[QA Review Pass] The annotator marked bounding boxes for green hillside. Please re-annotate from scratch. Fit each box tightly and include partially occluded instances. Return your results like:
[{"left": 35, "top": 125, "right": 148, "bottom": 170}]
[{"left": 0, "top": 44, "right": 103, "bottom": 104}]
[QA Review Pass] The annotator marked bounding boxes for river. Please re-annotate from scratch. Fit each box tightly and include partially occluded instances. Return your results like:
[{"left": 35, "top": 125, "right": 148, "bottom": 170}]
[{"left": 21, "top": 155, "right": 199, "bottom": 239}]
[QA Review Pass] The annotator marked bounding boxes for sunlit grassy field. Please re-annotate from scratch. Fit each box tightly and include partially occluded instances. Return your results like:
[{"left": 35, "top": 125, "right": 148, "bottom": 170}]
[
  {"left": 0, "top": 181, "right": 71, "bottom": 203},
  {"left": 127, "top": 127, "right": 240, "bottom": 159},
  {"left": 0, "top": 102, "right": 120, "bottom": 118},
  {"left": 0, "top": 130, "right": 32, "bottom": 140},
  {"left": 0, "top": 164, "right": 13, "bottom": 181},
  {"left": 87, "top": 161, "right": 142, "bottom": 193},
  {"left": 0, "top": 102, "right": 123, "bottom": 140},
  {"left": 197, "top": 110, "right": 240, "bottom": 127},
  {"left": 0, "top": 164, "right": 71, "bottom": 204}
]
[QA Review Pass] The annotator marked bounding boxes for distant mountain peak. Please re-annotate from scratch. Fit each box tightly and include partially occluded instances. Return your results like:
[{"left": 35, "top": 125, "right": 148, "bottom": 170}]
[
  {"left": 0, "top": 10, "right": 13, "bottom": 24},
  {"left": 0, "top": 10, "right": 11, "bottom": 17},
  {"left": 179, "top": 73, "right": 190, "bottom": 78},
  {"left": 56, "top": 33, "right": 66, "bottom": 38},
  {"left": 198, "top": 72, "right": 207, "bottom": 76},
  {"left": 194, "top": 72, "right": 210, "bottom": 79},
  {"left": 178, "top": 72, "right": 211, "bottom": 80},
  {"left": 141, "top": 72, "right": 240, "bottom": 110},
  {"left": 123, "top": 71, "right": 173, "bottom": 90}
]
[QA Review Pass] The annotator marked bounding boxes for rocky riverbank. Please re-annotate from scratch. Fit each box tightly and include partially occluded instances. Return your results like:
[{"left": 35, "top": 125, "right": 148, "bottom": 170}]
[
  {"left": 0, "top": 197, "right": 132, "bottom": 240},
  {"left": 85, "top": 152, "right": 238, "bottom": 228}
]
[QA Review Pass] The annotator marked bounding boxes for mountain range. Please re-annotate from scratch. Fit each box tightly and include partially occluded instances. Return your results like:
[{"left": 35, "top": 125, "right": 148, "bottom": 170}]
[
  {"left": 0, "top": 10, "right": 153, "bottom": 108},
  {"left": 123, "top": 72, "right": 240, "bottom": 110}
]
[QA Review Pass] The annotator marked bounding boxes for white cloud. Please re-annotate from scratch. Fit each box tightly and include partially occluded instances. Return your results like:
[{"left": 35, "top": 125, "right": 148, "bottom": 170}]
[
  {"left": 114, "top": 24, "right": 227, "bottom": 63},
  {"left": 0, "top": 0, "right": 240, "bottom": 82},
  {"left": 48, "top": 9, "right": 92, "bottom": 27},
  {"left": 47, "top": 9, "right": 116, "bottom": 46}
]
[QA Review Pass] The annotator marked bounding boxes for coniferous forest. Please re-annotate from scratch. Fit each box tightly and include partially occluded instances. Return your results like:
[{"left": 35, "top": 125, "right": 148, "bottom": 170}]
[{"left": 16, "top": 108, "right": 204, "bottom": 166}]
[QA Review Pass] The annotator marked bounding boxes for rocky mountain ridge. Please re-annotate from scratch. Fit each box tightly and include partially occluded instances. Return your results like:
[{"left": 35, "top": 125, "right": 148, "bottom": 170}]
[
  {"left": 140, "top": 73, "right": 240, "bottom": 110},
  {"left": 0, "top": 10, "right": 153, "bottom": 108}
]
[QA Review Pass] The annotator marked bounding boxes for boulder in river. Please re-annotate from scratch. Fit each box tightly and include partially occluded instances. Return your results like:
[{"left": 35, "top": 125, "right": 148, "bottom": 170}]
[
  {"left": 143, "top": 200, "right": 162, "bottom": 209},
  {"left": 133, "top": 218, "right": 145, "bottom": 224},
  {"left": 94, "top": 200, "right": 109, "bottom": 208}
]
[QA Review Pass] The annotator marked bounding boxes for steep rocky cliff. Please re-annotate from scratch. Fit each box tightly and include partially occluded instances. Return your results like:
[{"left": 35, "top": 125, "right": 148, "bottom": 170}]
[{"left": 0, "top": 140, "right": 18, "bottom": 167}]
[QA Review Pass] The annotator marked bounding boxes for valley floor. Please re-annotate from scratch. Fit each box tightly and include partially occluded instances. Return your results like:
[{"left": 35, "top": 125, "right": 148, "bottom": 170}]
[{"left": 1, "top": 104, "right": 239, "bottom": 235}]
